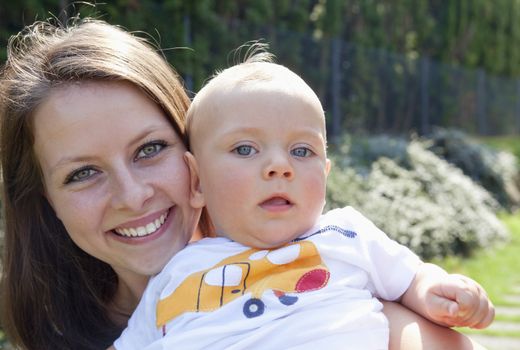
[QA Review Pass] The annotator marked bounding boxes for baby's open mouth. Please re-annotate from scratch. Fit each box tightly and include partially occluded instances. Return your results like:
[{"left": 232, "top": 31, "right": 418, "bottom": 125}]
[{"left": 261, "top": 197, "right": 292, "bottom": 206}]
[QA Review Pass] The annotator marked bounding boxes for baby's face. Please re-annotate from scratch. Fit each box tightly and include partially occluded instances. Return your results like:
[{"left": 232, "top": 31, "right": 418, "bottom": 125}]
[{"left": 189, "top": 85, "right": 330, "bottom": 248}]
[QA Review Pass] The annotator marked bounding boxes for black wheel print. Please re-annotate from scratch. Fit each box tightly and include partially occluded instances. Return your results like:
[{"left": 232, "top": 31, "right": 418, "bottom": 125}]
[{"left": 243, "top": 298, "right": 265, "bottom": 318}]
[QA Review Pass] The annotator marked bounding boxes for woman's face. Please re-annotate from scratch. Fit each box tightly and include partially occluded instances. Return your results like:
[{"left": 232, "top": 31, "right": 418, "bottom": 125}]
[{"left": 33, "top": 81, "right": 200, "bottom": 280}]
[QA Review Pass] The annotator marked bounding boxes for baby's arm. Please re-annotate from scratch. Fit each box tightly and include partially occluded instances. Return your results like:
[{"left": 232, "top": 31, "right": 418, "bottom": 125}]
[{"left": 400, "top": 262, "right": 494, "bottom": 328}]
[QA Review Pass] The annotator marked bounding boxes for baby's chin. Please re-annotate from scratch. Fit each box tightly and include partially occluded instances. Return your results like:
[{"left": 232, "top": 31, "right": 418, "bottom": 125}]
[
  {"left": 215, "top": 225, "right": 305, "bottom": 249},
  {"left": 236, "top": 235, "right": 300, "bottom": 250}
]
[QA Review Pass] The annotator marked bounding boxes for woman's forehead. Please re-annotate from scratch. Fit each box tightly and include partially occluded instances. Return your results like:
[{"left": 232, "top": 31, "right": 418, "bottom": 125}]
[{"left": 32, "top": 81, "right": 171, "bottom": 173}]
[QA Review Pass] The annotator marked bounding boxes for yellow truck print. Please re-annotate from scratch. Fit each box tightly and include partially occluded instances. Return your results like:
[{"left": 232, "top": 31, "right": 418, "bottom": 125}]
[{"left": 156, "top": 240, "right": 330, "bottom": 328}]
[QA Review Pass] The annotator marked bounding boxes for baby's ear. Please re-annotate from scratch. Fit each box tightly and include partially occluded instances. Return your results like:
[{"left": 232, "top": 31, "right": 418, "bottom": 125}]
[
  {"left": 325, "top": 158, "right": 331, "bottom": 176},
  {"left": 184, "top": 151, "right": 205, "bottom": 209}
]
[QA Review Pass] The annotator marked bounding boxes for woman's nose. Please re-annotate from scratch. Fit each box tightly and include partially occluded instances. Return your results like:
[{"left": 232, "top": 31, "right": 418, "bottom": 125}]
[
  {"left": 110, "top": 167, "right": 154, "bottom": 211},
  {"left": 263, "top": 153, "right": 294, "bottom": 180}
]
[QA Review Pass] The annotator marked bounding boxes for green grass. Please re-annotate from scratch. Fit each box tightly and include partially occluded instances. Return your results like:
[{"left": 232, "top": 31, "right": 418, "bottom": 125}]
[
  {"left": 433, "top": 213, "right": 520, "bottom": 304},
  {"left": 462, "top": 327, "right": 520, "bottom": 338},
  {"left": 495, "top": 314, "right": 520, "bottom": 322},
  {"left": 479, "top": 135, "right": 520, "bottom": 160}
]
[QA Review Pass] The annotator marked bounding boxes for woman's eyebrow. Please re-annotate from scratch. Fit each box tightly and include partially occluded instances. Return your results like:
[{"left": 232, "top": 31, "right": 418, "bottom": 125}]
[
  {"left": 49, "top": 125, "right": 165, "bottom": 173},
  {"left": 50, "top": 155, "right": 96, "bottom": 173}
]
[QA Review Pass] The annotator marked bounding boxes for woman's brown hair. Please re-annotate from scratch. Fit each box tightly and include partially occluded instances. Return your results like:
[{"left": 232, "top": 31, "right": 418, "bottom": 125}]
[{"left": 0, "top": 17, "right": 201, "bottom": 349}]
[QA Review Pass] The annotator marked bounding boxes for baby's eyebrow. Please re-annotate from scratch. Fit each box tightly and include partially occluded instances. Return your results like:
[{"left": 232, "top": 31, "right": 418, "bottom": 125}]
[
  {"left": 219, "top": 126, "right": 262, "bottom": 135},
  {"left": 222, "top": 124, "right": 324, "bottom": 136},
  {"left": 213, "top": 127, "right": 264, "bottom": 144}
]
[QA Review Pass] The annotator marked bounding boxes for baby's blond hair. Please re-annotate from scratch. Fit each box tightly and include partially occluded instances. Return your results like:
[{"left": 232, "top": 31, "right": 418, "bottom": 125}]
[{"left": 186, "top": 42, "right": 324, "bottom": 150}]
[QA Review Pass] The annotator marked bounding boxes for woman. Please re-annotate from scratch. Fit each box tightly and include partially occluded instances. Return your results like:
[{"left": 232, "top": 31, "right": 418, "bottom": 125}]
[{"left": 0, "top": 18, "right": 485, "bottom": 349}]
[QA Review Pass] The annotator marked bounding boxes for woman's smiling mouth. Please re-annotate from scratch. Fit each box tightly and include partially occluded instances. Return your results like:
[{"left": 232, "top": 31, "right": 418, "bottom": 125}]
[{"left": 114, "top": 210, "right": 169, "bottom": 237}]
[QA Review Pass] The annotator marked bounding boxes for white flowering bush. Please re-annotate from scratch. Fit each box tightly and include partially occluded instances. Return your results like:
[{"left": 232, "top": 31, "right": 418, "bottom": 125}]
[
  {"left": 326, "top": 134, "right": 510, "bottom": 259},
  {"left": 425, "top": 128, "right": 520, "bottom": 211}
]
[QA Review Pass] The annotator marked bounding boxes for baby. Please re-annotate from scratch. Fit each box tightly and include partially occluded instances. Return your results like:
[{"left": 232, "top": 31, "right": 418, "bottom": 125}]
[{"left": 113, "top": 50, "right": 493, "bottom": 349}]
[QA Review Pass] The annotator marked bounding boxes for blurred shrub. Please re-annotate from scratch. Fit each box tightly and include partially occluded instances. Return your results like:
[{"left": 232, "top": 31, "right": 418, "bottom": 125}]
[
  {"left": 0, "top": 330, "right": 7, "bottom": 349},
  {"left": 425, "top": 128, "right": 520, "bottom": 211},
  {"left": 326, "top": 133, "right": 510, "bottom": 259}
]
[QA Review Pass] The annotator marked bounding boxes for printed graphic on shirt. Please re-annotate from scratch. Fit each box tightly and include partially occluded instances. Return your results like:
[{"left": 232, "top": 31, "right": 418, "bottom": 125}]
[{"left": 156, "top": 240, "right": 330, "bottom": 328}]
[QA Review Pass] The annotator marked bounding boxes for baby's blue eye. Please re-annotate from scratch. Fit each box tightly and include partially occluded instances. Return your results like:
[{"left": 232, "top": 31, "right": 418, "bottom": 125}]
[
  {"left": 291, "top": 147, "right": 313, "bottom": 157},
  {"left": 233, "top": 145, "right": 257, "bottom": 156}
]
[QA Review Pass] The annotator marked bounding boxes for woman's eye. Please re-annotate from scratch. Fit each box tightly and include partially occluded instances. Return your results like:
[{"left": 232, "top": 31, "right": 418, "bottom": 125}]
[
  {"left": 291, "top": 147, "right": 313, "bottom": 158},
  {"left": 64, "top": 167, "right": 98, "bottom": 184},
  {"left": 136, "top": 141, "right": 166, "bottom": 160},
  {"left": 233, "top": 145, "right": 257, "bottom": 156}
]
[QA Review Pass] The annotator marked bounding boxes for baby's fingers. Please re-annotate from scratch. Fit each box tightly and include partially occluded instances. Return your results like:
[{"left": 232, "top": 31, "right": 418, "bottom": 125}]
[
  {"left": 447, "top": 274, "right": 494, "bottom": 328},
  {"left": 467, "top": 293, "right": 495, "bottom": 329},
  {"left": 424, "top": 292, "right": 467, "bottom": 328}
]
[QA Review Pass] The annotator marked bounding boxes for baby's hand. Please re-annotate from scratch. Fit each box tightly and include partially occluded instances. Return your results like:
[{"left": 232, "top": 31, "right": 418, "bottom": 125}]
[{"left": 425, "top": 273, "right": 494, "bottom": 328}]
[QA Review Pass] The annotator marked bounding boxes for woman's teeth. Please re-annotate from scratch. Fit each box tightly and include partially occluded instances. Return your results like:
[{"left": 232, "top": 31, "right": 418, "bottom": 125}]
[{"left": 114, "top": 212, "right": 168, "bottom": 237}]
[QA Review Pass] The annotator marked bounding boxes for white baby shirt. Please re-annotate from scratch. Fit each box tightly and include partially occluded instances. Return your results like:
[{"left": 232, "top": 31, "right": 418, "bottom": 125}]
[{"left": 115, "top": 206, "right": 421, "bottom": 350}]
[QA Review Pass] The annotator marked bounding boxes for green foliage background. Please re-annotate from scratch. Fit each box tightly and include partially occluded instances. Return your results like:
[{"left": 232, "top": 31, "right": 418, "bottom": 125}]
[
  {"left": 3, "top": 0, "right": 520, "bottom": 90},
  {"left": 3, "top": 1, "right": 520, "bottom": 136}
]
